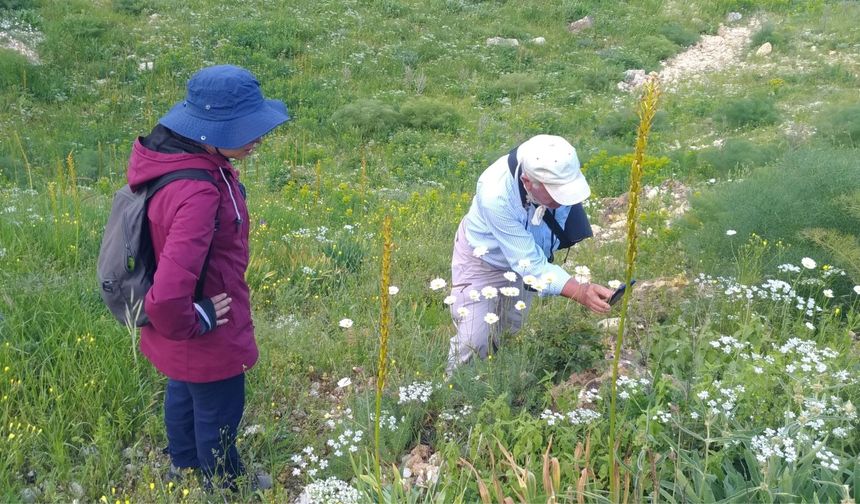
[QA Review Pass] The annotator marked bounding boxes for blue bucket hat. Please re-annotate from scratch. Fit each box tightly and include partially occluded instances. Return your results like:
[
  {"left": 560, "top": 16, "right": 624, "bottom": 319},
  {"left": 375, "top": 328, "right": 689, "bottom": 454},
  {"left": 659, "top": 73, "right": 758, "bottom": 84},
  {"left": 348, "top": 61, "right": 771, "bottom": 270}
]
[{"left": 159, "top": 65, "right": 290, "bottom": 149}]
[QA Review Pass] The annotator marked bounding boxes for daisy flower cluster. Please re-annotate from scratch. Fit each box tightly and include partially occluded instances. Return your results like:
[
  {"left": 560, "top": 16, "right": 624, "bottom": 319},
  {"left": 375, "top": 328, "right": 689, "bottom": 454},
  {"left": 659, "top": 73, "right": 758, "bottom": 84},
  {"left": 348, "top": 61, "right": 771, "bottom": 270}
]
[
  {"left": 398, "top": 381, "right": 438, "bottom": 404},
  {"left": 301, "top": 477, "right": 361, "bottom": 504}
]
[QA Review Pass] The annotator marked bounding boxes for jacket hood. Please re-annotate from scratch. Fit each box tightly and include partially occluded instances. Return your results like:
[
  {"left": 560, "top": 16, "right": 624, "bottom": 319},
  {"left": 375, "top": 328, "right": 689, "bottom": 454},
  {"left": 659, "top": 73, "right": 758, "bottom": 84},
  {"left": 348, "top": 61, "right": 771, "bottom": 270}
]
[{"left": 127, "top": 139, "right": 235, "bottom": 192}]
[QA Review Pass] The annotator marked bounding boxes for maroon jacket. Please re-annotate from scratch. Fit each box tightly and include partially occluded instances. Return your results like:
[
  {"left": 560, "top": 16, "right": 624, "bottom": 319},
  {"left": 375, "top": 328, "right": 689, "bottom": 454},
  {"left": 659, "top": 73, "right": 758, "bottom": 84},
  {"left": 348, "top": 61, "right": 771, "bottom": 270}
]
[{"left": 127, "top": 135, "right": 258, "bottom": 382}]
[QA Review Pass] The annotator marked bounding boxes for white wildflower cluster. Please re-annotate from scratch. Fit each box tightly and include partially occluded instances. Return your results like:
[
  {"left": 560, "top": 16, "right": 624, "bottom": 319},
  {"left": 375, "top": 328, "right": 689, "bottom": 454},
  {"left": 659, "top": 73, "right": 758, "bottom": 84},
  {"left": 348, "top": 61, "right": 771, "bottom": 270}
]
[
  {"left": 578, "top": 387, "right": 602, "bottom": 404},
  {"left": 0, "top": 248, "right": 6, "bottom": 259},
  {"left": 540, "top": 408, "right": 601, "bottom": 426},
  {"left": 284, "top": 225, "right": 343, "bottom": 244},
  {"left": 567, "top": 408, "right": 601, "bottom": 425},
  {"left": 777, "top": 263, "right": 801, "bottom": 273},
  {"left": 697, "top": 383, "right": 745, "bottom": 419},
  {"left": 290, "top": 445, "right": 328, "bottom": 478},
  {"left": 273, "top": 314, "right": 299, "bottom": 330},
  {"left": 325, "top": 429, "right": 363, "bottom": 457},
  {"left": 695, "top": 274, "right": 823, "bottom": 317},
  {"left": 616, "top": 375, "right": 650, "bottom": 400},
  {"left": 708, "top": 335, "right": 748, "bottom": 354},
  {"left": 821, "top": 266, "right": 846, "bottom": 278},
  {"left": 815, "top": 448, "right": 840, "bottom": 471},
  {"left": 439, "top": 404, "right": 473, "bottom": 422},
  {"left": 369, "top": 410, "right": 402, "bottom": 431},
  {"left": 302, "top": 266, "right": 316, "bottom": 275},
  {"left": 302, "top": 477, "right": 361, "bottom": 504},
  {"left": 398, "top": 381, "right": 437, "bottom": 404},
  {"left": 324, "top": 407, "right": 354, "bottom": 430},
  {"left": 778, "top": 338, "right": 837, "bottom": 377},
  {"left": 652, "top": 410, "right": 672, "bottom": 423},
  {"left": 751, "top": 427, "right": 798, "bottom": 464},
  {"left": 797, "top": 396, "right": 858, "bottom": 437}
]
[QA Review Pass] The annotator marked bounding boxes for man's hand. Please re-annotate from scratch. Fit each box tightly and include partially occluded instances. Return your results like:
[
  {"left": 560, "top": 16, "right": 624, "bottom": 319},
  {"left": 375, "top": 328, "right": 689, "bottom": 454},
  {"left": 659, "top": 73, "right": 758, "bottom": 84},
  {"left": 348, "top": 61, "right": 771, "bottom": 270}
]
[{"left": 562, "top": 279, "right": 612, "bottom": 313}]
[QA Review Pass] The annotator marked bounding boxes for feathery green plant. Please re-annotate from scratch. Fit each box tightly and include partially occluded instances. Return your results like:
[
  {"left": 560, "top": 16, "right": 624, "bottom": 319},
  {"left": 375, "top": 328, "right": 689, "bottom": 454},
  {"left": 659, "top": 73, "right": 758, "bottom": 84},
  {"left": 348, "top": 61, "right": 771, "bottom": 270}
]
[{"left": 608, "top": 77, "right": 661, "bottom": 501}]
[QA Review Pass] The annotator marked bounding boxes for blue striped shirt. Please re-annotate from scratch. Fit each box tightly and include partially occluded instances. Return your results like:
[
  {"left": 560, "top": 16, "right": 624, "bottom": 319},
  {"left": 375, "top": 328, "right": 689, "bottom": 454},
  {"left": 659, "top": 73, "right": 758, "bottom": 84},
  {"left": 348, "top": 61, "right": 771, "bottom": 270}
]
[{"left": 462, "top": 155, "right": 575, "bottom": 296}]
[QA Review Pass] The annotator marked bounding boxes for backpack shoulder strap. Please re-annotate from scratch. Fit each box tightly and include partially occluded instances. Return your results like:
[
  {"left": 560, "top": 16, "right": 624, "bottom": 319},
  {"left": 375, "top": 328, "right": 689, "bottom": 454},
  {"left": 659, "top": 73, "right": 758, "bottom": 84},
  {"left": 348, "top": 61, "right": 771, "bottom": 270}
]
[
  {"left": 145, "top": 168, "right": 220, "bottom": 301},
  {"left": 146, "top": 169, "right": 216, "bottom": 199}
]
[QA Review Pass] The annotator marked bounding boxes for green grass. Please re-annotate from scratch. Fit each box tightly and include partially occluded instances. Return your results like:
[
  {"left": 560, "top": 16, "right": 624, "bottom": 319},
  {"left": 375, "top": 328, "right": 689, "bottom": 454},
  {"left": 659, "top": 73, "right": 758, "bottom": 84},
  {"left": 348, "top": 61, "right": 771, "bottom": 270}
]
[{"left": 1, "top": 0, "right": 860, "bottom": 502}]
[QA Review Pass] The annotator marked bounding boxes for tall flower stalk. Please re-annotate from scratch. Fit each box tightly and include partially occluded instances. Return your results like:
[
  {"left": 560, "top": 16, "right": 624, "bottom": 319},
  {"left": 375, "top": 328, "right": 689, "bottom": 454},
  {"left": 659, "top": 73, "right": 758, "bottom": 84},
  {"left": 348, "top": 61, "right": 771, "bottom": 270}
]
[
  {"left": 608, "top": 78, "right": 661, "bottom": 501},
  {"left": 374, "top": 214, "right": 393, "bottom": 501}
]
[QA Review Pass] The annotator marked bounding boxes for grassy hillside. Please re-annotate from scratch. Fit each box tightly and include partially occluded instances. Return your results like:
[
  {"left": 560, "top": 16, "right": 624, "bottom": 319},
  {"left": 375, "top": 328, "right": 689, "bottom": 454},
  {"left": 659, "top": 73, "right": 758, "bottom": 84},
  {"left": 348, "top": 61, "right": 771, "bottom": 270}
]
[{"left": 1, "top": 0, "right": 859, "bottom": 502}]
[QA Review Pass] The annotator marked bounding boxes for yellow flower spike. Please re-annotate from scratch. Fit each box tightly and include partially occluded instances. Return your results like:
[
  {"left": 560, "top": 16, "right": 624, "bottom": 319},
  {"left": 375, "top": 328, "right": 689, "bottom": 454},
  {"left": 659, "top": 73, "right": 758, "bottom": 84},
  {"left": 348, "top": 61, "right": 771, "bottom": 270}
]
[
  {"left": 3, "top": 366, "right": 8, "bottom": 373},
  {"left": 8, "top": 433, "right": 15, "bottom": 440},
  {"left": 149, "top": 482, "right": 155, "bottom": 491},
  {"left": 182, "top": 489, "right": 189, "bottom": 497},
  {"left": 100, "top": 497, "right": 108, "bottom": 503},
  {"left": 111, "top": 487, "right": 116, "bottom": 495},
  {"left": 835, "top": 307, "right": 841, "bottom": 316},
  {"left": 448, "top": 384, "right": 453, "bottom": 389}
]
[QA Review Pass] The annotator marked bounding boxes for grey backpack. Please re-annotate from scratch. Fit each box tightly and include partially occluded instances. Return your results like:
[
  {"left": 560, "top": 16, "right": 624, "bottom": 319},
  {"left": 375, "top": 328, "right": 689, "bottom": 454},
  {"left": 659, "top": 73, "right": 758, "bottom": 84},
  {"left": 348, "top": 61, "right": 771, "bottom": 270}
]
[{"left": 97, "top": 169, "right": 217, "bottom": 327}]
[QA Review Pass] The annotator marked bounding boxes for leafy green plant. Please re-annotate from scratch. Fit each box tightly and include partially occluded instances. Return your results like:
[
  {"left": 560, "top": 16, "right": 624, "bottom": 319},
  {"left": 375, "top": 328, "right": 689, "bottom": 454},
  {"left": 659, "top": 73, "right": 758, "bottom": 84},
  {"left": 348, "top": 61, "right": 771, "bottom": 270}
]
[
  {"left": 750, "top": 22, "right": 788, "bottom": 48},
  {"left": 697, "top": 138, "right": 778, "bottom": 176},
  {"left": 715, "top": 95, "right": 779, "bottom": 129},
  {"left": 400, "top": 98, "right": 461, "bottom": 132},
  {"left": 681, "top": 148, "right": 860, "bottom": 273},
  {"left": 815, "top": 104, "right": 860, "bottom": 147},
  {"left": 331, "top": 99, "right": 403, "bottom": 139}
]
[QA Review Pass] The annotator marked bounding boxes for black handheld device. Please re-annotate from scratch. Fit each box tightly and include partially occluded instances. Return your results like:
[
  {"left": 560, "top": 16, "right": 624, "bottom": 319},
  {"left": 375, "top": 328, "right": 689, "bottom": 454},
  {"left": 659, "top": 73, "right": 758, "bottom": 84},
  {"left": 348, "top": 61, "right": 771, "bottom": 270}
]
[{"left": 608, "top": 280, "right": 637, "bottom": 306}]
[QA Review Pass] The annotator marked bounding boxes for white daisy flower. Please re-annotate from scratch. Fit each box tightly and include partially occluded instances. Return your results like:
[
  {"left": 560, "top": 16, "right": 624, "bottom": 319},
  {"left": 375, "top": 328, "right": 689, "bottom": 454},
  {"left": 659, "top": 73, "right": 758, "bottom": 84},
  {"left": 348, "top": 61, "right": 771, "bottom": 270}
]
[
  {"left": 339, "top": 318, "right": 354, "bottom": 328},
  {"left": 430, "top": 278, "right": 447, "bottom": 290},
  {"left": 484, "top": 313, "right": 499, "bottom": 324}
]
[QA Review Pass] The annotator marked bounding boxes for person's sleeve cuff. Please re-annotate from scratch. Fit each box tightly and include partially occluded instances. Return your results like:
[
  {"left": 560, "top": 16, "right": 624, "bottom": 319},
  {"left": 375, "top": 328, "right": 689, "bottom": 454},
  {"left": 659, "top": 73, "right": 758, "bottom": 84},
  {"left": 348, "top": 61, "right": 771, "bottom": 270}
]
[{"left": 193, "top": 299, "right": 216, "bottom": 334}]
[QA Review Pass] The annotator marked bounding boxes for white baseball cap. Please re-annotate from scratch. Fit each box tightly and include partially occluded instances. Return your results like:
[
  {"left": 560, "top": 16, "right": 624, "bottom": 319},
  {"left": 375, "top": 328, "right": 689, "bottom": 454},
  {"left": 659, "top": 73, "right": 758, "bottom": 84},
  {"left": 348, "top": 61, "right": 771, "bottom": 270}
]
[{"left": 517, "top": 134, "right": 590, "bottom": 206}]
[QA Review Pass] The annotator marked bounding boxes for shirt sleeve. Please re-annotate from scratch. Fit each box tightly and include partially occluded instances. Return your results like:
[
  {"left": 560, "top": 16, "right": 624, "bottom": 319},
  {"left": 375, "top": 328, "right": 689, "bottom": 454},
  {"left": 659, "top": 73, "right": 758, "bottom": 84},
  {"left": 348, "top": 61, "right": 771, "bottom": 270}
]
[
  {"left": 144, "top": 182, "right": 219, "bottom": 340},
  {"left": 476, "top": 191, "right": 571, "bottom": 296}
]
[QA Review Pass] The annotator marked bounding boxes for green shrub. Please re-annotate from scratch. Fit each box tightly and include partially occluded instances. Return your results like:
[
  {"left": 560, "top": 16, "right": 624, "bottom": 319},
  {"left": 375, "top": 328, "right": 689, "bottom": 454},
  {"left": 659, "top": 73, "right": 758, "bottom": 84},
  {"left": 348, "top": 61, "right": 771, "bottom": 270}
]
[
  {"left": 697, "top": 138, "right": 778, "bottom": 177},
  {"left": 659, "top": 22, "right": 700, "bottom": 47},
  {"left": 0, "top": 0, "right": 35, "bottom": 8},
  {"left": 0, "top": 50, "right": 29, "bottom": 90},
  {"left": 582, "top": 151, "right": 671, "bottom": 197},
  {"left": 680, "top": 148, "right": 860, "bottom": 272},
  {"left": 750, "top": 22, "right": 788, "bottom": 48},
  {"left": 580, "top": 66, "right": 619, "bottom": 92},
  {"left": 638, "top": 34, "right": 680, "bottom": 68},
  {"left": 112, "top": 0, "right": 147, "bottom": 15},
  {"left": 400, "top": 98, "right": 461, "bottom": 131},
  {"left": 715, "top": 95, "right": 779, "bottom": 129},
  {"left": 815, "top": 104, "right": 860, "bottom": 147},
  {"left": 330, "top": 99, "right": 403, "bottom": 139},
  {"left": 478, "top": 72, "right": 541, "bottom": 104},
  {"left": 596, "top": 109, "right": 667, "bottom": 141}
]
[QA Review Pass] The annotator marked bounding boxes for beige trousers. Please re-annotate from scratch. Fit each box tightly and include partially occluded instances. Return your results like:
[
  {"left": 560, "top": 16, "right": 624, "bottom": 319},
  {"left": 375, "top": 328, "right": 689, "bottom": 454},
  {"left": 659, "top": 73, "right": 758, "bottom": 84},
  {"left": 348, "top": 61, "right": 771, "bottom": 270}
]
[{"left": 446, "top": 220, "right": 534, "bottom": 372}]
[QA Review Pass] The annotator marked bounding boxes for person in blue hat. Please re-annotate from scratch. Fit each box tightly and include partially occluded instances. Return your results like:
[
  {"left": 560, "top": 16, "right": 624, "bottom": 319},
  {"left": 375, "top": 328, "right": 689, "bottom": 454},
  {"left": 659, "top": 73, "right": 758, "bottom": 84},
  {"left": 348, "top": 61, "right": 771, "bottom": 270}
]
[{"left": 126, "top": 64, "right": 289, "bottom": 491}]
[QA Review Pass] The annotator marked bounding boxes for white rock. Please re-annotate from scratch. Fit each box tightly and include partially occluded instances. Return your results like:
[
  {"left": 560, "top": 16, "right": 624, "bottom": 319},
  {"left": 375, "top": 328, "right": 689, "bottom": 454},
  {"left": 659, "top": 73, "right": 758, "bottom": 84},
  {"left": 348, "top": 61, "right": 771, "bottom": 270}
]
[
  {"left": 756, "top": 42, "right": 772, "bottom": 56},
  {"left": 486, "top": 37, "right": 519, "bottom": 47},
  {"left": 598, "top": 318, "right": 621, "bottom": 330},
  {"left": 726, "top": 12, "right": 742, "bottom": 22},
  {"left": 568, "top": 16, "right": 594, "bottom": 33},
  {"left": 531, "top": 37, "right": 546, "bottom": 45}
]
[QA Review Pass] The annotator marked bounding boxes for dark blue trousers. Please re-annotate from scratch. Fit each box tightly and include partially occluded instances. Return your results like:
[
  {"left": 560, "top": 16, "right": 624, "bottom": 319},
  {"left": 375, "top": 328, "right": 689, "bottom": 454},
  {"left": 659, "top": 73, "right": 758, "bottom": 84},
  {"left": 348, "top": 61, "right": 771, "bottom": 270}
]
[{"left": 164, "top": 373, "right": 245, "bottom": 485}]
